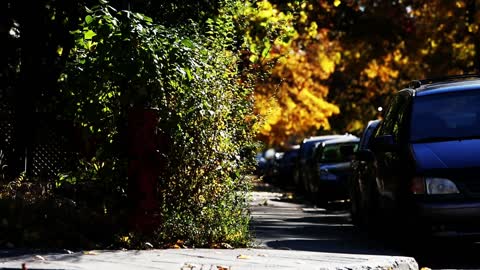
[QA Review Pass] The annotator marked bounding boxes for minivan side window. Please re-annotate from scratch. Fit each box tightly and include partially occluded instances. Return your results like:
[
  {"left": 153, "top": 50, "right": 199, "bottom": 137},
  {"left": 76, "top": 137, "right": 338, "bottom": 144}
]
[
  {"left": 376, "top": 96, "right": 400, "bottom": 137},
  {"left": 391, "top": 94, "right": 410, "bottom": 143},
  {"left": 375, "top": 93, "right": 409, "bottom": 143}
]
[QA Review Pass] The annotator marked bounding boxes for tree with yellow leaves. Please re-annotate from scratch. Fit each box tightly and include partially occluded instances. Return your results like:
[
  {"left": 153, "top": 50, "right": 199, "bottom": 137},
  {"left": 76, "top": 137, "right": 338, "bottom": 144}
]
[
  {"left": 240, "top": 0, "right": 480, "bottom": 146},
  {"left": 255, "top": 29, "right": 341, "bottom": 146},
  {"left": 327, "top": 0, "right": 480, "bottom": 133},
  {"left": 238, "top": 0, "right": 341, "bottom": 146}
]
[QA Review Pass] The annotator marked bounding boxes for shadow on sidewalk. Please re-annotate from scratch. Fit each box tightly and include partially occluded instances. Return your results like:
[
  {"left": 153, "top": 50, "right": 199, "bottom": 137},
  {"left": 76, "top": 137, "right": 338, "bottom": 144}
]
[
  {"left": 251, "top": 179, "right": 480, "bottom": 269},
  {"left": 250, "top": 179, "right": 398, "bottom": 256}
]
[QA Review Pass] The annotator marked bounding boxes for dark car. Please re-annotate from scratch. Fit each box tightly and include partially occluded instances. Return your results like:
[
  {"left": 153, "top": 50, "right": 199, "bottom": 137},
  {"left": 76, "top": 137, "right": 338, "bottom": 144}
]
[
  {"left": 308, "top": 136, "right": 359, "bottom": 206},
  {"left": 348, "top": 119, "right": 381, "bottom": 225},
  {"left": 292, "top": 135, "right": 344, "bottom": 192},
  {"left": 363, "top": 75, "right": 480, "bottom": 237},
  {"left": 269, "top": 151, "right": 285, "bottom": 183},
  {"left": 276, "top": 145, "right": 300, "bottom": 186},
  {"left": 255, "top": 152, "right": 267, "bottom": 176},
  {"left": 258, "top": 148, "right": 276, "bottom": 181}
]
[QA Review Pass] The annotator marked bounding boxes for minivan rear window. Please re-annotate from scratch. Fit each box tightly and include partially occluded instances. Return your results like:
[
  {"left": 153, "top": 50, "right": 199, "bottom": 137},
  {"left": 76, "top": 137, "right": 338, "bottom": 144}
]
[{"left": 410, "top": 90, "right": 480, "bottom": 142}]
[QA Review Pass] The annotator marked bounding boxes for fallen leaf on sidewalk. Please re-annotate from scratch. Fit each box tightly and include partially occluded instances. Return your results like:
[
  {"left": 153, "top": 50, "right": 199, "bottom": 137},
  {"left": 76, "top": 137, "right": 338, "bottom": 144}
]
[
  {"left": 216, "top": 266, "right": 229, "bottom": 270},
  {"left": 34, "top": 255, "right": 46, "bottom": 261},
  {"left": 220, "top": 243, "right": 233, "bottom": 249},
  {"left": 237, "top": 254, "right": 250, "bottom": 259},
  {"left": 83, "top": 251, "right": 98, "bottom": 255},
  {"left": 182, "top": 263, "right": 200, "bottom": 269},
  {"left": 170, "top": 239, "right": 186, "bottom": 249}
]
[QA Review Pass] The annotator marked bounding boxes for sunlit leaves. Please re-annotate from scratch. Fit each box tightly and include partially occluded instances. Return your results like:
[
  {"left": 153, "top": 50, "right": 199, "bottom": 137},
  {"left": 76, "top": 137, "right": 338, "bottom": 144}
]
[
  {"left": 241, "top": 0, "right": 480, "bottom": 142},
  {"left": 83, "top": 29, "right": 96, "bottom": 40},
  {"left": 238, "top": 0, "right": 297, "bottom": 63},
  {"left": 85, "top": 15, "right": 93, "bottom": 24},
  {"left": 59, "top": 1, "right": 254, "bottom": 247},
  {"left": 238, "top": 0, "right": 343, "bottom": 146},
  {"left": 252, "top": 23, "right": 341, "bottom": 146}
]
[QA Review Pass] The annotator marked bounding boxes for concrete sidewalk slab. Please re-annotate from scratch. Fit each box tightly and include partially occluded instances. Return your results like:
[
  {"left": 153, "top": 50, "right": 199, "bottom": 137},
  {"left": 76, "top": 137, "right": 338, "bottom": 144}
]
[{"left": 0, "top": 248, "right": 418, "bottom": 270}]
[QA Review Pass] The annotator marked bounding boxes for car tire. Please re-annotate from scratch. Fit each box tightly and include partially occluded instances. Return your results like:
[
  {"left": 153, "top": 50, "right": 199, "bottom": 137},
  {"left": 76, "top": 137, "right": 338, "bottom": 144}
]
[
  {"left": 349, "top": 178, "right": 362, "bottom": 225},
  {"left": 293, "top": 168, "right": 300, "bottom": 186},
  {"left": 315, "top": 184, "right": 330, "bottom": 209},
  {"left": 362, "top": 179, "right": 381, "bottom": 232},
  {"left": 293, "top": 169, "right": 304, "bottom": 193}
]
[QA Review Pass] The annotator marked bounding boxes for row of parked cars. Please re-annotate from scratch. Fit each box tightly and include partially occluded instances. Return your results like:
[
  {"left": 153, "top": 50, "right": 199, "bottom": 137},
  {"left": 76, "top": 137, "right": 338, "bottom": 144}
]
[
  {"left": 258, "top": 75, "right": 480, "bottom": 238},
  {"left": 258, "top": 133, "right": 360, "bottom": 206}
]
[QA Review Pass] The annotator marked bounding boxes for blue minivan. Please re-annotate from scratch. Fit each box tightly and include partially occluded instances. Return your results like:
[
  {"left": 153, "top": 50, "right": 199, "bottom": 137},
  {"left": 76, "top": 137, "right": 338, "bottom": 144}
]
[{"left": 362, "top": 75, "right": 480, "bottom": 237}]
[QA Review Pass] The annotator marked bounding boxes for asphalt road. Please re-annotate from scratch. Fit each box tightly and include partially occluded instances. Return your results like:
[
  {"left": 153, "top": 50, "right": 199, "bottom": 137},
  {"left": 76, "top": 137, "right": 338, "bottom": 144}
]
[{"left": 250, "top": 181, "right": 480, "bottom": 270}]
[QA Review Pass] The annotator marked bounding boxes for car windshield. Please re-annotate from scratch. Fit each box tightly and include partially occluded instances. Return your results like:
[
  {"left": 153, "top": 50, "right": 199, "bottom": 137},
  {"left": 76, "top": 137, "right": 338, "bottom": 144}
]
[{"left": 410, "top": 90, "right": 480, "bottom": 142}]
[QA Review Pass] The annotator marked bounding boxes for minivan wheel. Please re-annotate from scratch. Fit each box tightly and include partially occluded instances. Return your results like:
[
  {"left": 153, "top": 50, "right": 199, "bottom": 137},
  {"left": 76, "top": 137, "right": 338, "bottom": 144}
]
[
  {"left": 349, "top": 182, "right": 362, "bottom": 225},
  {"left": 293, "top": 169, "right": 300, "bottom": 185},
  {"left": 313, "top": 189, "right": 328, "bottom": 209},
  {"left": 362, "top": 180, "right": 381, "bottom": 232}
]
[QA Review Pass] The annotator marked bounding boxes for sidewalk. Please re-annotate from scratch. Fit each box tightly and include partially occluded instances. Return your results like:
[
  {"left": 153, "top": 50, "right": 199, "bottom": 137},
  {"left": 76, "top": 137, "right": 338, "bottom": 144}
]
[
  {"left": 0, "top": 182, "right": 419, "bottom": 270},
  {"left": 0, "top": 248, "right": 418, "bottom": 270}
]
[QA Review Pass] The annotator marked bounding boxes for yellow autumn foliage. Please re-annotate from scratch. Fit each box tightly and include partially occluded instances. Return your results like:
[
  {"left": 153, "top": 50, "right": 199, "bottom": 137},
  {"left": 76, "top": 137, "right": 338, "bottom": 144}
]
[
  {"left": 362, "top": 52, "right": 400, "bottom": 82},
  {"left": 254, "top": 27, "right": 341, "bottom": 146}
]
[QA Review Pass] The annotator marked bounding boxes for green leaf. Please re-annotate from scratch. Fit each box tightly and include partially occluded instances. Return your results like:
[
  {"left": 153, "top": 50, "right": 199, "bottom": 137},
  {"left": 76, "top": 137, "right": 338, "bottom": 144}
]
[
  {"left": 85, "top": 15, "right": 94, "bottom": 24},
  {"left": 261, "top": 45, "right": 270, "bottom": 59},
  {"left": 143, "top": 15, "right": 153, "bottom": 23},
  {"left": 181, "top": 39, "right": 194, "bottom": 49},
  {"left": 84, "top": 30, "right": 97, "bottom": 40},
  {"left": 185, "top": 68, "right": 193, "bottom": 81}
]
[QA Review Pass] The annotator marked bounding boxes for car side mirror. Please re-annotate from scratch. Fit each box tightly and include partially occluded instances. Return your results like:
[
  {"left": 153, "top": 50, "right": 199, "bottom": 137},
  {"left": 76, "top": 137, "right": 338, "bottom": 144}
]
[
  {"left": 355, "top": 149, "right": 375, "bottom": 161},
  {"left": 372, "top": 135, "right": 398, "bottom": 152}
]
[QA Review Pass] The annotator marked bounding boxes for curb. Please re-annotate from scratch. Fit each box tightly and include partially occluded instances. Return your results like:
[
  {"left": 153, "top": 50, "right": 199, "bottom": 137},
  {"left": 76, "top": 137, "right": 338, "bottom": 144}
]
[{"left": 0, "top": 248, "right": 418, "bottom": 270}]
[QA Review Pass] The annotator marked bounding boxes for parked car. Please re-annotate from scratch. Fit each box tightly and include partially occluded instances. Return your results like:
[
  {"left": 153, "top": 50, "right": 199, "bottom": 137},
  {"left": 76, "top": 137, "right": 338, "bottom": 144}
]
[
  {"left": 292, "top": 135, "right": 344, "bottom": 192},
  {"left": 257, "top": 148, "right": 276, "bottom": 181},
  {"left": 307, "top": 135, "right": 359, "bottom": 206},
  {"left": 361, "top": 75, "right": 480, "bottom": 237},
  {"left": 276, "top": 145, "right": 300, "bottom": 187},
  {"left": 269, "top": 151, "right": 285, "bottom": 183},
  {"left": 348, "top": 119, "right": 381, "bottom": 225},
  {"left": 255, "top": 152, "right": 267, "bottom": 176}
]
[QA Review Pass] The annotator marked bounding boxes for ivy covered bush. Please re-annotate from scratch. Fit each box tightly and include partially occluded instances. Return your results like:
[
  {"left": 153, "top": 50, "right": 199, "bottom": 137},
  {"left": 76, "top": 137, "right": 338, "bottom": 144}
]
[{"left": 53, "top": 1, "right": 256, "bottom": 247}]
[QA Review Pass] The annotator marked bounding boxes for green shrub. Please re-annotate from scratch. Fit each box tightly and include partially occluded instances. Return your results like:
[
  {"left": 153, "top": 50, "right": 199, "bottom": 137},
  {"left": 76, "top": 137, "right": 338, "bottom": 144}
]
[{"left": 55, "top": 1, "right": 255, "bottom": 247}]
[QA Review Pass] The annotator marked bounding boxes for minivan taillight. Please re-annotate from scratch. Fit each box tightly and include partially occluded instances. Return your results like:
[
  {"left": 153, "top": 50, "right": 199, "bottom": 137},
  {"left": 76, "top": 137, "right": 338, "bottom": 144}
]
[{"left": 411, "top": 176, "right": 426, "bottom": 194}]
